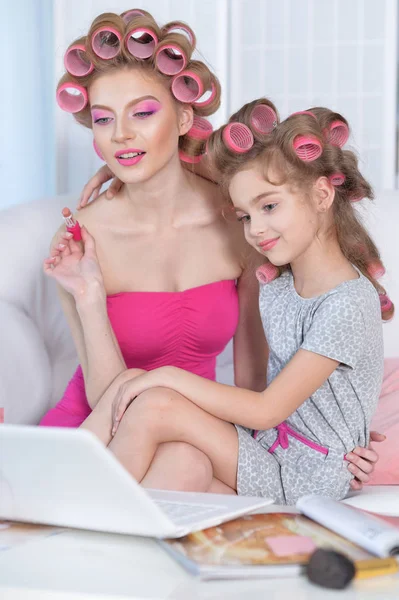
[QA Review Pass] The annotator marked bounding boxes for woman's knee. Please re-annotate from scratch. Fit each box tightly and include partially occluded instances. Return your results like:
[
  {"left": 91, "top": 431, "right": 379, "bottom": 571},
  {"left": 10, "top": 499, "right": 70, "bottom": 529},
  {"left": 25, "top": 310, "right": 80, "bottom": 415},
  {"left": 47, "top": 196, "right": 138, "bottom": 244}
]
[{"left": 124, "top": 387, "right": 182, "bottom": 425}]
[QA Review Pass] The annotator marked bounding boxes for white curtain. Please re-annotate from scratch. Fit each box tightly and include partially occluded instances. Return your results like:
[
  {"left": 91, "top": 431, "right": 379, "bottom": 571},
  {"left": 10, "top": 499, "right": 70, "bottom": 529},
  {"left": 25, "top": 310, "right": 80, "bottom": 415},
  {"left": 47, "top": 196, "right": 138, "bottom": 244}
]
[{"left": 1, "top": 0, "right": 55, "bottom": 209}]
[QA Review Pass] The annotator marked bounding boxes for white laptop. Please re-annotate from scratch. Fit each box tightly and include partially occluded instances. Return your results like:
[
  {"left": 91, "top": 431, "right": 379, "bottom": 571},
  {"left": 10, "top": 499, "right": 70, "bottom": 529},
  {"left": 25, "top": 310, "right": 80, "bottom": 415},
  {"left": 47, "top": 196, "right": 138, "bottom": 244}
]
[{"left": 0, "top": 425, "right": 273, "bottom": 538}]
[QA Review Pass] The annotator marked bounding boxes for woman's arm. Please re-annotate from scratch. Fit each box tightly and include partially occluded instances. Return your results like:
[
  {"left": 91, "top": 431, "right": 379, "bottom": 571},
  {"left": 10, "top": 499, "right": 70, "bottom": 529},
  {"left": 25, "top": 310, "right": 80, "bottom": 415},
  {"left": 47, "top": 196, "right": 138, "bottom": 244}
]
[
  {"left": 46, "top": 226, "right": 127, "bottom": 408},
  {"left": 233, "top": 251, "right": 268, "bottom": 391},
  {"left": 111, "top": 348, "right": 338, "bottom": 431}
]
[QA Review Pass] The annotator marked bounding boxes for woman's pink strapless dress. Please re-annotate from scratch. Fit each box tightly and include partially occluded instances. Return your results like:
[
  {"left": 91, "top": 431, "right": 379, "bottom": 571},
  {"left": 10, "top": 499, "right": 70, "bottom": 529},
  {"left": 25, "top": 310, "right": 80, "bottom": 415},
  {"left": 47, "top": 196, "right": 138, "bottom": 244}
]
[{"left": 40, "top": 280, "right": 239, "bottom": 427}]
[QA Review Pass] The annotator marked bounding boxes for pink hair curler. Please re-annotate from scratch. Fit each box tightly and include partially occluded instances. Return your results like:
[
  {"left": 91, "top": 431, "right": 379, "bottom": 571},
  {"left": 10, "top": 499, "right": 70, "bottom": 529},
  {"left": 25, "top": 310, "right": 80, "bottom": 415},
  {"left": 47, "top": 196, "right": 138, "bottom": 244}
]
[
  {"left": 193, "top": 80, "right": 217, "bottom": 109},
  {"left": 222, "top": 123, "right": 254, "bottom": 153},
  {"left": 121, "top": 9, "right": 146, "bottom": 23},
  {"left": 156, "top": 45, "right": 187, "bottom": 75},
  {"left": 56, "top": 83, "right": 88, "bottom": 113},
  {"left": 62, "top": 207, "right": 82, "bottom": 241},
  {"left": 163, "top": 23, "right": 196, "bottom": 47},
  {"left": 91, "top": 27, "right": 121, "bottom": 59},
  {"left": 250, "top": 104, "right": 277, "bottom": 134},
  {"left": 350, "top": 192, "right": 364, "bottom": 202},
  {"left": 329, "top": 172, "right": 346, "bottom": 186},
  {"left": 64, "top": 44, "right": 94, "bottom": 77},
  {"left": 290, "top": 110, "right": 317, "bottom": 119},
  {"left": 379, "top": 293, "right": 393, "bottom": 313},
  {"left": 293, "top": 135, "right": 322, "bottom": 162},
  {"left": 367, "top": 261, "right": 386, "bottom": 280},
  {"left": 171, "top": 71, "right": 203, "bottom": 102},
  {"left": 93, "top": 139, "right": 104, "bottom": 161},
  {"left": 125, "top": 27, "right": 158, "bottom": 59},
  {"left": 256, "top": 263, "right": 279, "bottom": 284},
  {"left": 327, "top": 120, "right": 349, "bottom": 148},
  {"left": 178, "top": 149, "right": 202, "bottom": 163},
  {"left": 186, "top": 116, "right": 213, "bottom": 140}
]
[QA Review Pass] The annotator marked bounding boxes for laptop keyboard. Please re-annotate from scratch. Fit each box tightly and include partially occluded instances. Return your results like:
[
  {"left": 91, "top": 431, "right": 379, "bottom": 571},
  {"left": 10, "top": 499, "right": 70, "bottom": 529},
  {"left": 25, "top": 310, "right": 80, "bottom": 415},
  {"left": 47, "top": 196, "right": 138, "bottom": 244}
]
[{"left": 156, "top": 500, "right": 226, "bottom": 524}]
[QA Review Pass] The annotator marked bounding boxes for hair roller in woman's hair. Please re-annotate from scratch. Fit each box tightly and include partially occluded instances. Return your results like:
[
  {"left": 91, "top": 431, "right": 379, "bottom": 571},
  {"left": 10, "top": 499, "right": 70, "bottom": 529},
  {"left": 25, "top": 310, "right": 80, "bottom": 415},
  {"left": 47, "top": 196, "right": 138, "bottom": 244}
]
[
  {"left": 293, "top": 135, "right": 322, "bottom": 162},
  {"left": 327, "top": 120, "right": 349, "bottom": 148},
  {"left": 329, "top": 172, "right": 346, "bottom": 186},
  {"left": 125, "top": 26, "right": 158, "bottom": 59},
  {"left": 256, "top": 263, "right": 279, "bottom": 284},
  {"left": 250, "top": 104, "right": 277, "bottom": 134},
  {"left": 56, "top": 83, "right": 88, "bottom": 113},
  {"left": 64, "top": 44, "right": 94, "bottom": 77},
  {"left": 171, "top": 70, "right": 204, "bottom": 102},
  {"left": 156, "top": 43, "right": 187, "bottom": 75},
  {"left": 367, "top": 261, "right": 386, "bottom": 280},
  {"left": 91, "top": 27, "right": 121, "bottom": 59},
  {"left": 222, "top": 123, "right": 254, "bottom": 153},
  {"left": 178, "top": 149, "right": 202, "bottom": 163},
  {"left": 121, "top": 9, "right": 148, "bottom": 23},
  {"left": 193, "top": 79, "right": 217, "bottom": 110},
  {"left": 162, "top": 22, "right": 196, "bottom": 48},
  {"left": 186, "top": 116, "right": 213, "bottom": 140}
]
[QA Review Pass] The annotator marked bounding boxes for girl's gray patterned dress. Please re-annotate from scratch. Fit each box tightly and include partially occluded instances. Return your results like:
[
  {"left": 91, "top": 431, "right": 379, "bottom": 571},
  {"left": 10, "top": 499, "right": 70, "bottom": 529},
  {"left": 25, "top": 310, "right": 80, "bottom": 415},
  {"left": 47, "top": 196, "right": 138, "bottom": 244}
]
[{"left": 235, "top": 270, "right": 384, "bottom": 505}]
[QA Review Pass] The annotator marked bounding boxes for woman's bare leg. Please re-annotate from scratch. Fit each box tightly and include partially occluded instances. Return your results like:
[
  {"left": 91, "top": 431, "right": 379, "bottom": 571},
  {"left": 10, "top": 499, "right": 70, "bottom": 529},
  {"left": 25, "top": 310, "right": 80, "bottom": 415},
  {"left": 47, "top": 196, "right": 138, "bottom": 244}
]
[{"left": 108, "top": 387, "right": 239, "bottom": 491}]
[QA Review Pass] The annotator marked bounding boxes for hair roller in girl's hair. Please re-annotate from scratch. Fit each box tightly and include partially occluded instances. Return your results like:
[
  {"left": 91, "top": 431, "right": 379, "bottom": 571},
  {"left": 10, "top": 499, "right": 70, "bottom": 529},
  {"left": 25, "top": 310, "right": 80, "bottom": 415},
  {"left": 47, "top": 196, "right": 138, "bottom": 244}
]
[
  {"left": 367, "top": 261, "right": 386, "bottom": 280},
  {"left": 162, "top": 22, "right": 196, "bottom": 47},
  {"left": 222, "top": 123, "right": 254, "bottom": 153},
  {"left": 155, "top": 42, "right": 187, "bottom": 75},
  {"left": 256, "top": 263, "right": 279, "bottom": 284},
  {"left": 293, "top": 135, "right": 322, "bottom": 162},
  {"left": 250, "top": 104, "right": 277, "bottom": 134},
  {"left": 178, "top": 150, "right": 202, "bottom": 163},
  {"left": 121, "top": 9, "right": 148, "bottom": 23},
  {"left": 326, "top": 120, "right": 349, "bottom": 148},
  {"left": 329, "top": 172, "right": 346, "bottom": 186}
]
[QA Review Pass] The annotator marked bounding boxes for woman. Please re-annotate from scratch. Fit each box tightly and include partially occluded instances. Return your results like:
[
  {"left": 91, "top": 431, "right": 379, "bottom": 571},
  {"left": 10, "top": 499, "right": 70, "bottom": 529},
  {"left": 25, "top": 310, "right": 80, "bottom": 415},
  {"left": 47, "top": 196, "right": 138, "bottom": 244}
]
[{"left": 43, "top": 8, "right": 382, "bottom": 491}]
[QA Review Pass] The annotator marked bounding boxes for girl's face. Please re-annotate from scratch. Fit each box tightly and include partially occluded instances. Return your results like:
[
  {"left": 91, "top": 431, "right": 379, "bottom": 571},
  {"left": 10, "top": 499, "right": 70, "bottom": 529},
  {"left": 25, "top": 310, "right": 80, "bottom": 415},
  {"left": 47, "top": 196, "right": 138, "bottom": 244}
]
[
  {"left": 89, "top": 68, "right": 192, "bottom": 184},
  {"left": 229, "top": 166, "right": 322, "bottom": 266}
]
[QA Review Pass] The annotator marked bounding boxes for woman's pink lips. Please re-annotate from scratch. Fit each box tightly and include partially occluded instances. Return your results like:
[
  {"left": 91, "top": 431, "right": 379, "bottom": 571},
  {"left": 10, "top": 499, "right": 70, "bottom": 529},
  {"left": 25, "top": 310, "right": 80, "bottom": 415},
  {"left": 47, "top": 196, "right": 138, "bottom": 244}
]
[
  {"left": 259, "top": 237, "right": 279, "bottom": 251},
  {"left": 115, "top": 153, "right": 145, "bottom": 166}
]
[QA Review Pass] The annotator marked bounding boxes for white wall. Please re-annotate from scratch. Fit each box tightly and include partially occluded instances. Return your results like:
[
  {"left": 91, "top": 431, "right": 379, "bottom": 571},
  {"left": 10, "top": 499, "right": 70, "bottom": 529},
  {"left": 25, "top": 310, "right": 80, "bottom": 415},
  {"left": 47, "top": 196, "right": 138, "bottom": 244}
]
[{"left": 229, "top": 0, "right": 398, "bottom": 191}]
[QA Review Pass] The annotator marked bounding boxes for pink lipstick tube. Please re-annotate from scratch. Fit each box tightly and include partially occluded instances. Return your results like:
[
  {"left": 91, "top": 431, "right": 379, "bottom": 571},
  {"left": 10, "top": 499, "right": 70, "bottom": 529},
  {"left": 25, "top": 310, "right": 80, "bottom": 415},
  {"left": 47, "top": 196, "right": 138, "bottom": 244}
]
[{"left": 62, "top": 207, "right": 82, "bottom": 241}]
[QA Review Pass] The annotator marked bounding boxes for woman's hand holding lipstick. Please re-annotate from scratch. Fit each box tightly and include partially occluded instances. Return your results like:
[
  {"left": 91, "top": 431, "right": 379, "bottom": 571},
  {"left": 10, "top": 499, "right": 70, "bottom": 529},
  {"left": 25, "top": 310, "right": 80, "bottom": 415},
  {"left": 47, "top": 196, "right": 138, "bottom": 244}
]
[{"left": 43, "top": 225, "right": 105, "bottom": 305}]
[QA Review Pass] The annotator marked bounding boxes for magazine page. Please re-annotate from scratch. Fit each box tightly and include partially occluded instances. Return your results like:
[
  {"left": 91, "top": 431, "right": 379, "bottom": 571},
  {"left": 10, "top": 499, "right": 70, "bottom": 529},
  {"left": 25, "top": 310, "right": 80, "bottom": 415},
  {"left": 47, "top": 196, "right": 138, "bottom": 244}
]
[{"left": 160, "top": 512, "right": 374, "bottom": 579}]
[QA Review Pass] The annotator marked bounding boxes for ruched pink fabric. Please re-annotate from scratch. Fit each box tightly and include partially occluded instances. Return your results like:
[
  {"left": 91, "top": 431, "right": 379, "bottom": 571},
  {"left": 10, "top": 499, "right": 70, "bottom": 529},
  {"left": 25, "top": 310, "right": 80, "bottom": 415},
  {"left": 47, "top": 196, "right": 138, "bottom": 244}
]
[{"left": 40, "top": 280, "right": 239, "bottom": 427}]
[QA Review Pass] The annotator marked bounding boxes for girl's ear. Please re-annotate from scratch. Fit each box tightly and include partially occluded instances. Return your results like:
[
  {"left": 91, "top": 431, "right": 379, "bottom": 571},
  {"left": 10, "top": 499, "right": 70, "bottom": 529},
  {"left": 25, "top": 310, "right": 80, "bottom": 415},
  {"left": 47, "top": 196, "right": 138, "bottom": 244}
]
[
  {"left": 178, "top": 104, "right": 194, "bottom": 136},
  {"left": 314, "top": 176, "right": 335, "bottom": 212}
]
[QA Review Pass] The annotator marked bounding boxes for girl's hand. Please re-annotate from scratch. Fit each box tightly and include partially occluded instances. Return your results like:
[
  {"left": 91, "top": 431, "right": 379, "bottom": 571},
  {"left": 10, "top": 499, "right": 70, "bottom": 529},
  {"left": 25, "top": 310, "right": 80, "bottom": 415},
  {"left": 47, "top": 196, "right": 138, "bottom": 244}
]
[
  {"left": 347, "top": 430, "right": 386, "bottom": 490},
  {"left": 77, "top": 165, "right": 123, "bottom": 209},
  {"left": 111, "top": 370, "right": 164, "bottom": 436},
  {"left": 43, "top": 224, "right": 105, "bottom": 302}
]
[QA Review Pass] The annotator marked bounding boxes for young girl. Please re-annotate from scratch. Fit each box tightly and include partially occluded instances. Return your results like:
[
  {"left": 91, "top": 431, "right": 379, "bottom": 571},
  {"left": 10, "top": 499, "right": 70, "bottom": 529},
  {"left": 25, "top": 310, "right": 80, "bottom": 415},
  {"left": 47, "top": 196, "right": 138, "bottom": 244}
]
[{"left": 86, "top": 98, "right": 393, "bottom": 504}]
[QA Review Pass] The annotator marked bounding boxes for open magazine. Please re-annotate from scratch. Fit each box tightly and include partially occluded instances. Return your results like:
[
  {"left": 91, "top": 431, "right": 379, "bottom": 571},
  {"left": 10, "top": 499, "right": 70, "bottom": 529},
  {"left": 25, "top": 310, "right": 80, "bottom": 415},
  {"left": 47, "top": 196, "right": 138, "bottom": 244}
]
[{"left": 159, "top": 495, "right": 399, "bottom": 580}]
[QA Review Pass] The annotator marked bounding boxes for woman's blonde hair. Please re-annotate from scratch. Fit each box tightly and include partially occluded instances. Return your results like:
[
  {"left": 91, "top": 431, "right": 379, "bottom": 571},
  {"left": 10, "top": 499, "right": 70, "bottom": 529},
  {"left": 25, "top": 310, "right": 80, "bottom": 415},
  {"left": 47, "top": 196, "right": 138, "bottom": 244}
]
[
  {"left": 58, "top": 10, "right": 221, "bottom": 161},
  {"left": 207, "top": 98, "right": 394, "bottom": 321}
]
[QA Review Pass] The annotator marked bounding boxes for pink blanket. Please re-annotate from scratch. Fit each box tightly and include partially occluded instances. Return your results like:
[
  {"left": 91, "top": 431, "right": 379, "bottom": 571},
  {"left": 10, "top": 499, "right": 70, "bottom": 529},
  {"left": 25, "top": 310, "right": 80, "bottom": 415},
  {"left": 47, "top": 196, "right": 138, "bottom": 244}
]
[{"left": 369, "top": 358, "right": 399, "bottom": 484}]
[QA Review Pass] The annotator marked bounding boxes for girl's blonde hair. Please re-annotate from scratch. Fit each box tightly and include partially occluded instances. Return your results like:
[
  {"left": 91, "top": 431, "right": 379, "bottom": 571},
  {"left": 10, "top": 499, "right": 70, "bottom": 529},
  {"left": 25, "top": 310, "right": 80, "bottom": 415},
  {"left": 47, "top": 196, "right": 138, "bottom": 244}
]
[
  {"left": 58, "top": 10, "right": 221, "bottom": 162},
  {"left": 207, "top": 98, "right": 394, "bottom": 321}
]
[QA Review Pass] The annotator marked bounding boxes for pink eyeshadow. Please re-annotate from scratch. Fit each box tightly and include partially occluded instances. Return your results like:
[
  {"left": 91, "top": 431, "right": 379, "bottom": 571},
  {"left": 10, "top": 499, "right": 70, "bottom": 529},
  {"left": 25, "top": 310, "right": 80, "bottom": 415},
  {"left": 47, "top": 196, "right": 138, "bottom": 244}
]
[
  {"left": 91, "top": 109, "right": 112, "bottom": 121},
  {"left": 134, "top": 101, "right": 161, "bottom": 113}
]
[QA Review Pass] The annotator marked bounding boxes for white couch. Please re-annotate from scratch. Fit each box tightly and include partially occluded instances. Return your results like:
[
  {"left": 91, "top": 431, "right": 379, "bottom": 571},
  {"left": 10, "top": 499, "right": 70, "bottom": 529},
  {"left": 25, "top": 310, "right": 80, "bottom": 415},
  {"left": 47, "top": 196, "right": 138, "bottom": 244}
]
[{"left": 0, "top": 192, "right": 398, "bottom": 425}]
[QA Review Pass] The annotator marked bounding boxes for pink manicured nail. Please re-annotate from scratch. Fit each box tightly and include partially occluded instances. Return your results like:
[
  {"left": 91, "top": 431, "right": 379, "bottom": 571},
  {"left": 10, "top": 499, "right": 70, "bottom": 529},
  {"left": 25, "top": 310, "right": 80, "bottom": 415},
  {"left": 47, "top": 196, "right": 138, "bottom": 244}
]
[{"left": 58, "top": 244, "right": 66, "bottom": 249}]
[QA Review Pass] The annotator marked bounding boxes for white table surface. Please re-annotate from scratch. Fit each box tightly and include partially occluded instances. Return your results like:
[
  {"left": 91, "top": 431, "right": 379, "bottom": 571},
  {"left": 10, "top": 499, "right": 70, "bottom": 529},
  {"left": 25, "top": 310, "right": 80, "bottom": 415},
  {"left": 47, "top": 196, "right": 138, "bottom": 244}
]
[{"left": 1, "top": 504, "right": 399, "bottom": 600}]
